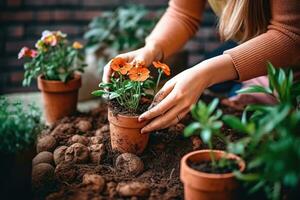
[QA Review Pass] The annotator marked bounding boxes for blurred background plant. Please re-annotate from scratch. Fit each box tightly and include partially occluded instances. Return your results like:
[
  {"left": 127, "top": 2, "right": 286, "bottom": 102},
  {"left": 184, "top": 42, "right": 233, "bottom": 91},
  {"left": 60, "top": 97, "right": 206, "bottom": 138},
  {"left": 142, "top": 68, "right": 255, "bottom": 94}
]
[
  {"left": 84, "top": 5, "right": 162, "bottom": 73},
  {"left": 0, "top": 97, "right": 41, "bottom": 154}
]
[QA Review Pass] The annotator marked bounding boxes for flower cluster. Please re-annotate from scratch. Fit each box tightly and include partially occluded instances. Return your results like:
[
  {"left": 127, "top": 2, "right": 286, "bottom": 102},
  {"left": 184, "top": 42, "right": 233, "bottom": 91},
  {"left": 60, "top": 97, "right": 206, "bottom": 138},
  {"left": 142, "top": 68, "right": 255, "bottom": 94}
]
[
  {"left": 19, "top": 30, "right": 86, "bottom": 85},
  {"left": 92, "top": 57, "right": 170, "bottom": 113}
]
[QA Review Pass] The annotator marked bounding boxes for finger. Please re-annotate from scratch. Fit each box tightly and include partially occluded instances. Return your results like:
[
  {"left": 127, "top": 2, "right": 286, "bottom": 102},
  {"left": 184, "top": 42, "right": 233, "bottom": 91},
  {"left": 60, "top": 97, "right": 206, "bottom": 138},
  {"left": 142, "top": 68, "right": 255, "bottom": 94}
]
[
  {"left": 139, "top": 88, "right": 178, "bottom": 122},
  {"left": 148, "top": 81, "right": 175, "bottom": 110},
  {"left": 160, "top": 108, "right": 190, "bottom": 129},
  {"left": 102, "top": 61, "right": 112, "bottom": 83},
  {"left": 141, "top": 104, "right": 184, "bottom": 134}
]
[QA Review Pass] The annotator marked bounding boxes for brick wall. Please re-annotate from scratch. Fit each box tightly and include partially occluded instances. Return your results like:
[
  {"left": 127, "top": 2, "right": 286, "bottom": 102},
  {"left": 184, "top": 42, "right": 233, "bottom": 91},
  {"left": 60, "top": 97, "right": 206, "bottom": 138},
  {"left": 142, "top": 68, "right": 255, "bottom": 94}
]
[{"left": 0, "top": 0, "right": 221, "bottom": 94}]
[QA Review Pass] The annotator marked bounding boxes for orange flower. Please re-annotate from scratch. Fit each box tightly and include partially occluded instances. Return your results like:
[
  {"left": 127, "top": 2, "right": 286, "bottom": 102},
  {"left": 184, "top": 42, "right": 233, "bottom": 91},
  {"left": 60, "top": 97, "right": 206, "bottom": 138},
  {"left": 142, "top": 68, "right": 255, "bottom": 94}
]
[
  {"left": 153, "top": 61, "right": 171, "bottom": 76},
  {"left": 110, "top": 57, "right": 132, "bottom": 75},
  {"left": 128, "top": 67, "right": 150, "bottom": 82},
  {"left": 72, "top": 41, "right": 83, "bottom": 49},
  {"left": 43, "top": 34, "right": 58, "bottom": 46},
  {"left": 18, "top": 47, "right": 38, "bottom": 59}
]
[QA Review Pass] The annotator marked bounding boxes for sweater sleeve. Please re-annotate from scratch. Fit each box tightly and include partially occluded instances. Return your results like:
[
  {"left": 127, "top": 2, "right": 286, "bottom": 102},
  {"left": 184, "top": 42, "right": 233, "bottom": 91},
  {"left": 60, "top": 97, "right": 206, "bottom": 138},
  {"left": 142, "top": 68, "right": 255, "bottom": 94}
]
[
  {"left": 146, "top": 0, "right": 206, "bottom": 59},
  {"left": 224, "top": 0, "right": 300, "bottom": 81}
]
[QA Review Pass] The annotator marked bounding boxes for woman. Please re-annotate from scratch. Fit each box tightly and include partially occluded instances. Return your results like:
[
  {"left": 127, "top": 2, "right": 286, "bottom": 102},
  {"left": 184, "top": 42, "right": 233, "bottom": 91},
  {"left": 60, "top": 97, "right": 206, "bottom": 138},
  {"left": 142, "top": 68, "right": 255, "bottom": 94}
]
[{"left": 103, "top": 0, "right": 300, "bottom": 134}]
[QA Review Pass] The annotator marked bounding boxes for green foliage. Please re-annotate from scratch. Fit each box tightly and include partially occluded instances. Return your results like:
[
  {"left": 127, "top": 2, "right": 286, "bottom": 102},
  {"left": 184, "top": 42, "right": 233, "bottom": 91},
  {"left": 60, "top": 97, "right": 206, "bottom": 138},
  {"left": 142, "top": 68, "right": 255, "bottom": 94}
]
[
  {"left": 84, "top": 5, "right": 161, "bottom": 71},
  {"left": 224, "top": 63, "right": 300, "bottom": 200},
  {"left": 92, "top": 76, "right": 155, "bottom": 113},
  {"left": 237, "top": 62, "right": 300, "bottom": 106},
  {"left": 21, "top": 31, "right": 86, "bottom": 86},
  {"left": 0, "top": 97, "right": 41, "bottom": 153}
]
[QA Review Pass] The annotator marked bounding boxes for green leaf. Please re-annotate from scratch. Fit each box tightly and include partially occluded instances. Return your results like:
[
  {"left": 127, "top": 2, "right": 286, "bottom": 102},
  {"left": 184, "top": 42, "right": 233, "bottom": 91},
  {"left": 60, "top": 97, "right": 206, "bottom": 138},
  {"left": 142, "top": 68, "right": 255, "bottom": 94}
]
[
  {"left": 222, "top": 115, "right": 248, "bottom": 133},
  {"left": 91, "top": 90, "right": 107, "bottom": 96},
  {"left": 201, "top": 129, "right": 212, "bottom": 143},
  {"left": 234, "top": 171, "right": 260, "bottom": 182},
  {"left": 237, "top": 85, "right": 273, "bottom": 95},
  {"left": 208, "top": 98, "right": 219, "bottom": 115},
  {"left": 109, "top": 92, "right": 120, "bottom": 99},
  {"left": 184, "top": 122, "right": 201, "bottom": 137}
]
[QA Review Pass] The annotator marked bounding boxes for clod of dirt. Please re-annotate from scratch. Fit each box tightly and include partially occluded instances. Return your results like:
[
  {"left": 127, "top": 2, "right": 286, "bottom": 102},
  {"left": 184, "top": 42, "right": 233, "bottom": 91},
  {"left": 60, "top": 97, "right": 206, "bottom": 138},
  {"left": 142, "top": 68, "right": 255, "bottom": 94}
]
[
  {"left": 168, "top": 123, "right": 185, "bottom": 136},
  {"left": 88, "top": 144, "right": 105, "bottom": 164},
  {"left": 37, "top": 135, "right": 57, "bottom": 153},
  {"left": 69, "top": 134, "right": 89, "bottom": 146},
  {"left": 191, "top": 136, "right": 202, "bottom": 150},
  {"left": 116, "top": 182, "right": 150, "bottom": 197},
  {"left": 89, "top": 136, "right": 104, "bottom": 145},
  {"left": 115, "top": 153, "right": 144, "bottom": 176},
  {"left": 32, "top": 151, "right": 54, "bottom": 166},
  {"left": 65, "top": 143, "right": 89, "bottom": 164},
  {"left": 76, "top": 120, "right": 92, "bottom": 132},
  {"left": 51, "top": 123, "right": 73, "bottom": 137},
  {"left": 32, "top": 163, "right": 55, "bottom": 190},
  {"left": 82, "top": 173, "right": 105, "bottom": 192},
  {"left": 100, "top": 124, "right": 109, "bottom": 133},
  {"left": 54, "top": 162, "right": 77, "bottom": 183},
  {"left": 106, "top": 182, "right": 117, "bottom": 199},
  {"left": 53, "top": 146, "right": 68, "bottom": 165}
]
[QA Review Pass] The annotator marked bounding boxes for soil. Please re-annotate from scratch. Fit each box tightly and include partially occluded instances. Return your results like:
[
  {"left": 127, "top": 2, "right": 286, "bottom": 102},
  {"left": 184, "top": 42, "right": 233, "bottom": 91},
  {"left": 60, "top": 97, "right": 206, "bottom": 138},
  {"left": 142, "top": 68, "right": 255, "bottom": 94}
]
[
  {"left": 33, "top": 95, "right": 243, "bottom": 200},
  {"left": 187, "top": 159, "right": 240, "bottom": 174},
  {"left": 109, "top": 98, "right": 151, "bottom": 116}
]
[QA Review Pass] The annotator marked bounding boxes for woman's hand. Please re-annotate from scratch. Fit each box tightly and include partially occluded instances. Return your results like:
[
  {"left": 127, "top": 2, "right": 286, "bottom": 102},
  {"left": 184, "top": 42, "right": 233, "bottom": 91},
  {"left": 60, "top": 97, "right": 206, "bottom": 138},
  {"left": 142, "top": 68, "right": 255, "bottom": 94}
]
[
  {"left": 102, "top": 42, "right": 163, "bottom": 83},
  {"left": 138, "top": 54, "right": 238, "bottom": 133}
]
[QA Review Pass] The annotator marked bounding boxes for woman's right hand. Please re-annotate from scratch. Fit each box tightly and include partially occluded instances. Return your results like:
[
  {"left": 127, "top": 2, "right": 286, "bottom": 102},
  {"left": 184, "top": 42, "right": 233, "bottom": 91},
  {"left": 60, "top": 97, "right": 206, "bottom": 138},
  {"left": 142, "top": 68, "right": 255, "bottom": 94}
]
[{"left": 102, "top": 42, "right": 163, "bottom": 83}]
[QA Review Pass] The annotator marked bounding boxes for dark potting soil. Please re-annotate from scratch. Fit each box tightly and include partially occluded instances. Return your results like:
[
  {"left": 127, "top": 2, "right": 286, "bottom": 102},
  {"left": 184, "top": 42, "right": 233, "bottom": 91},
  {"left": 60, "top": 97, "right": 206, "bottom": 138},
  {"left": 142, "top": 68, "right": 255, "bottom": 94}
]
[
  {"left": 187, "top": 159, "right": 240, "bottom": 174},
  {"left": 109, "top": 98, "right": 150, "bottom": 116},
  {"left": 33, "top": 95, "right": 244, "bottom": 200}
]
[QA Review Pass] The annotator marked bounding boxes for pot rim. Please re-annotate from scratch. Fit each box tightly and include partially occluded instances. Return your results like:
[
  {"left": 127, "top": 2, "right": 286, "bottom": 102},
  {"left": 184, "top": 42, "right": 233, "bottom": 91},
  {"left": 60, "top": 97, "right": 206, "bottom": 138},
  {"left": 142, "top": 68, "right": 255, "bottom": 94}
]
[
  {"left": 181, "top": 149, "right": 246, "bottom": 179},
  {"left": 37, "top": 73, "right": 82, "bottom": 92}
]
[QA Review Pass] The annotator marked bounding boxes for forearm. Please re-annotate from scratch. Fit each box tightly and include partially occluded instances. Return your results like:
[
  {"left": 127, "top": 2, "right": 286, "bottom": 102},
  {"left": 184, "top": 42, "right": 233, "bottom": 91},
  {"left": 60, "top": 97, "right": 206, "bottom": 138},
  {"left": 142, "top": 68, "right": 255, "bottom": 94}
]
[
  {"left": 193, "top": 54, "right": 238, "bottom": 88},
  {"left": 146, "top": 0, "right": 205, "bottom": 59}
]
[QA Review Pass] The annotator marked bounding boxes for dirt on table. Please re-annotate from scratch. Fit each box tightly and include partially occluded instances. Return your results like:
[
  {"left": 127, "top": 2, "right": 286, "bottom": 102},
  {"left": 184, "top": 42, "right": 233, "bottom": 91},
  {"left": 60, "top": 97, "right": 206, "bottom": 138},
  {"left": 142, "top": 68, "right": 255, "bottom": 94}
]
[{"left": 32, "top": 96, "right": 242, "bottom": 200}]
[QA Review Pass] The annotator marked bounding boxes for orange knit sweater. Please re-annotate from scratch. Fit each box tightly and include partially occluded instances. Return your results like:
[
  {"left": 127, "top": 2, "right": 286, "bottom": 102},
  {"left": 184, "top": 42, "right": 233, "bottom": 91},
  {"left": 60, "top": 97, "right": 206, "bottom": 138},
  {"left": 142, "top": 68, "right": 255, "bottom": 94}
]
[{"left": 146, "top": 0, "right": 300, "bottom": 81}]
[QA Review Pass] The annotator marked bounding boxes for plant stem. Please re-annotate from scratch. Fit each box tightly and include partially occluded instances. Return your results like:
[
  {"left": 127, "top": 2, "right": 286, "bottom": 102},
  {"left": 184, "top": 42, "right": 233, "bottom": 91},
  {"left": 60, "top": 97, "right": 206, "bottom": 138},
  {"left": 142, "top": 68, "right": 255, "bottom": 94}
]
[
  {"left": 155, "top": 70, "right": 163, "bottom": 94},
  {"left": 208, "top": 141, "right": 217, "bottom": 170}
]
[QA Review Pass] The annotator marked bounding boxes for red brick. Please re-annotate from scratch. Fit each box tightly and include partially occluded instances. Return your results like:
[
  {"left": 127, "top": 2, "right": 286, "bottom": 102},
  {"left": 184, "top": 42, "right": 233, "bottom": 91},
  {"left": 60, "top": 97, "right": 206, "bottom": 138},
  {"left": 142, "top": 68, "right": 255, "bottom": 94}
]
[
  {"left": 188, "top": 54, "right": 204, "bottom": 66},
  {"left": 53, "top": 10, "right": 73, "bottom": 21},
  {"left": 6, "top": 26, "right": 24, "bottom": 38},
  {"left": 0, "top": 11, "right": 33, "bottom": 21},
  {"left": 35, "top": 11, "right": 52, "bottom": 21},
  {"left": 81, "top": 0, "right": 120, "bottom": 6},
  {"left": 24, "top": 0, "right": 57, "bottom": 6},
  {"left": 73, "top": 11, "right": 101, "bottom": 21},
  {"left": 7, "top": 0, "right": 22, "bottom": 7},
  {"left": 5, "top": 40, "right": 35, "bottom": 53},
  {"left": 184, "top": 40, "right": 203, "bottom": 52}
]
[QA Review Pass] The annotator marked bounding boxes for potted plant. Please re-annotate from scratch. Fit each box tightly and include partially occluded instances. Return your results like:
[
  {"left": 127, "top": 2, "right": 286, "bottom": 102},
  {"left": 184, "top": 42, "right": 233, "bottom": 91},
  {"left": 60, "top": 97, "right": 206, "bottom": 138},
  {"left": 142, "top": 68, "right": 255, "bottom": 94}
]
[
  {"left": 82, "top": 5, "right": 188, "bottom": 100},
  {"left": 181, "top": 99, "right": 246, "bottom": 200},
  {"left": 92, "top": 58, "right": 170, "bottom": 154},
  {"left": 0, "top": 97, "right": 41, "bottom": 199},
  {"left": 223, "top": 63, "right": 300, "bottom": 200},
  {"left": 18, "top": 30, "right": 86, "bottom": 124}
]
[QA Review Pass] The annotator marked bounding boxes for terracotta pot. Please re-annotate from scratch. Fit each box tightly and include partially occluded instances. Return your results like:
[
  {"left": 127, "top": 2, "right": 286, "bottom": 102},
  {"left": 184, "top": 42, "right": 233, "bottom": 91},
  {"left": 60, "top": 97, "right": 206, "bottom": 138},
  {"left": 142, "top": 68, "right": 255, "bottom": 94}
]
[
  {"left": 38, "top": 74, "right": 81, "bottom": 124},
  {"left": 180, "top": 150, "right": 245, "bottom": 200},
  {"left": 108, "top": 108, "right": 149, "bottom": 155}
]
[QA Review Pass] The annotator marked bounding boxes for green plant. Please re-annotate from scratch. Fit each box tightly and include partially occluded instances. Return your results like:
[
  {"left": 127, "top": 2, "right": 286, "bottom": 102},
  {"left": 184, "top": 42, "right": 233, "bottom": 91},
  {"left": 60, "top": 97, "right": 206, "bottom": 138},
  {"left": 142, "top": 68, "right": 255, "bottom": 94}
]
[
  {"left": 237, "top": 62, "right": 300, "bottom": 107},
  {"left": 19, "top": 30, "right": 86, "bottom": 86},
  {"left": 84, "top": 5, "right": 161, "bottom": 71},
  {"left": 184, "top": 98, "right": 237, "bottom": 170},
  {"left": 0, "top": 97, "right": 41, "bottom": 153},
  {"left": 92, "top": 58, "right": 170, "bottom": 113},
  {"left": 223, "top": 63, "right": 300, "bottom": 200}
]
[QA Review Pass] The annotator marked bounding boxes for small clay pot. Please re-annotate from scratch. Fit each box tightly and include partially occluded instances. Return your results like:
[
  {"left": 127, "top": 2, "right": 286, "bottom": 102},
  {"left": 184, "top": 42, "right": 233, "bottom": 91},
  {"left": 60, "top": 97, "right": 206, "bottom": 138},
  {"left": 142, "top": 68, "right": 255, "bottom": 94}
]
[
  {"left": 38, "top": 74, "right": 81, "bottom": 125},
  {"left": 108, "top": 108, "right": 148, "bottom": 155},
  {"left": 180, "top": 150, "right": 245, "bottom": 200}
]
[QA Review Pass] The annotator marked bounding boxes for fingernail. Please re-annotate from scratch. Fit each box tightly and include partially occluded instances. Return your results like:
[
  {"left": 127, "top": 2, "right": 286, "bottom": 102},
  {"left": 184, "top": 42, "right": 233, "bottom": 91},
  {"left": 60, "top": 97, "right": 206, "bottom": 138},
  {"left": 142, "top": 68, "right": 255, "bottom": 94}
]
[{"left": 138, "top": 116, "right": 145, "bottom": 122}]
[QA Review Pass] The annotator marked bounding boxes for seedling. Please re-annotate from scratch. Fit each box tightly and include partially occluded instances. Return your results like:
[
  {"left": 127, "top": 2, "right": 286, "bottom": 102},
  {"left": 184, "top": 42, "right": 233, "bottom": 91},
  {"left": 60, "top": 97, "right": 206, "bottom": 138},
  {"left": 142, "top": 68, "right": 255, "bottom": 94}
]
[
  {"left": 19, "top": 30, "right": 86, "bottom": 86},
  {"left": 184, "top": 98, "right": 237, "bottom": 172}
]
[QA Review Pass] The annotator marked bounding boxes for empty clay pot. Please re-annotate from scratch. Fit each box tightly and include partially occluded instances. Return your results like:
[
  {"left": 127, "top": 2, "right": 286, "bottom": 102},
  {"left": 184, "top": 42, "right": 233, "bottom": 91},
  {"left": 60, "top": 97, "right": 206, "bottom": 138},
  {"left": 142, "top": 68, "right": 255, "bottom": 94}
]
[
  {"left": 180, "top": 150, "right": 245, "bottom": 200},
  {"left": 38, "top": 74, "right": 81, "bottom": 125},
  {"left": 108, "top": 108, "right": 148, "bottom": 155}
]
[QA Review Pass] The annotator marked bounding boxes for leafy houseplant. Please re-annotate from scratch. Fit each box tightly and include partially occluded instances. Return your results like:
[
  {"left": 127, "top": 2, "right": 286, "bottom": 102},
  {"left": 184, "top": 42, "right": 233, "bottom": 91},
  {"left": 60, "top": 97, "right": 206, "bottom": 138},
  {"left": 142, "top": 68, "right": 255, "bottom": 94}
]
[
  {"left": 0, "top": 97, "right": 41, "bottom": 199},
  {"left": 18, "top": 30, "right": 86, "bottom": 124},
  {"left": 84, "top": 5, "right": 160, "bottom": 70},
  {"left": 181, "top": 98, "right": 245, "bottom": 200},
  {"left": 92, "top": 58, "right": 170, "bottom": 154},
  {"left": 223, "top": 63, "right": 300, "bottom": 200}
]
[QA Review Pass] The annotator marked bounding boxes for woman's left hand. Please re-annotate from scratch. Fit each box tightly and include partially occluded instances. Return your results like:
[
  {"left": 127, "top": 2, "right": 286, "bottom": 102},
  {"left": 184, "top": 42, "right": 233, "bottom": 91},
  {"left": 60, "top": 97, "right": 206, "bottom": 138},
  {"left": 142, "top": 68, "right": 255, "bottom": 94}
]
[{"left": 138, "top": 54, "right": 238, "bottom": 134}]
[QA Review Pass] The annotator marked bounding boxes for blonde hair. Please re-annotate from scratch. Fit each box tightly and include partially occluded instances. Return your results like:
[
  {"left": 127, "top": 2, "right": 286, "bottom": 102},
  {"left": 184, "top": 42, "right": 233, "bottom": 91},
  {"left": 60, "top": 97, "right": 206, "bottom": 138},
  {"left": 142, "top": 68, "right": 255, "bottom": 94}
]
[{"left": 219, "top": 0, "right": 270, "bottom": 42}]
